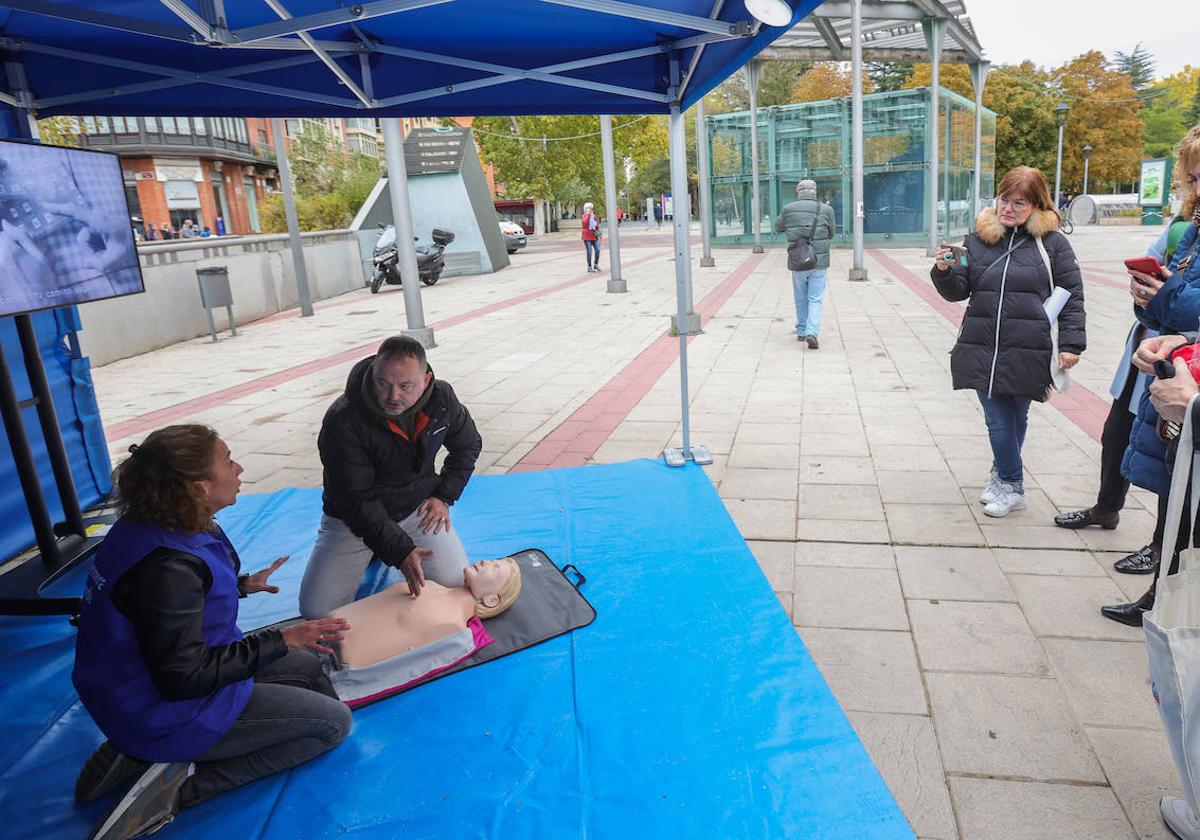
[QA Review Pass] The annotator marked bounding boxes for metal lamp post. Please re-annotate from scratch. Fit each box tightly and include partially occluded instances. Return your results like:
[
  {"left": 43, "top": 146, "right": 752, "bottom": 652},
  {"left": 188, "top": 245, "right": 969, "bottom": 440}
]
[
  {"left": 1082, "top": 144, "right": 1093, "bottom": 196},
  {"left": 1053, "top": 101, "right": 1069, "bottom": 209}
]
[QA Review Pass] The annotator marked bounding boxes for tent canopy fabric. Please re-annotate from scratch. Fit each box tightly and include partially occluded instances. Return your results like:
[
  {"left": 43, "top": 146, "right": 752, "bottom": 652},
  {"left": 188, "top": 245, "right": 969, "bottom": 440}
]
[{"left": 0, "top": 0, "right": 817, "bottom": 118}]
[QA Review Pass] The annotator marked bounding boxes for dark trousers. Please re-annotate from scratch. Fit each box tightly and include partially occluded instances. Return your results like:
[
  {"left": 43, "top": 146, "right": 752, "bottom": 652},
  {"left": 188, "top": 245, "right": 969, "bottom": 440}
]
[
  {"left": 1096, "top": 363, "right": 1138, "bottom": 513},
  {"left": 180, "top": 649, "right": 350, "bottom": 808}
]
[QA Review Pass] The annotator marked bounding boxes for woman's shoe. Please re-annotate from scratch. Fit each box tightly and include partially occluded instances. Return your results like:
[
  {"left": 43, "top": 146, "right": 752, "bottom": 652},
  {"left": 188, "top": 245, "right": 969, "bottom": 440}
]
[
  {"left": 984, "top": 484, "right": 1027, "bottom": 518},
  {"left": 1114, "top": 544, "right": 1159, "bottom": 574},
  {"left": 1161, "top": 796, "right": 1200, "bottom": 839},
  {"left": 979, "top": 473, "right": 1002, "bottom": 505},
  {"left": 1053, "top": 507, "right": 1120, "bottom": 530},
  {"left": 1100, "top": 588, "right": 1155, "bottom": 627},
  {"left": 89, "top": 761, "right": 194, "bottom": 840},
  {"left": 75, "top": 741, "right": 150, "bottom": 805}
]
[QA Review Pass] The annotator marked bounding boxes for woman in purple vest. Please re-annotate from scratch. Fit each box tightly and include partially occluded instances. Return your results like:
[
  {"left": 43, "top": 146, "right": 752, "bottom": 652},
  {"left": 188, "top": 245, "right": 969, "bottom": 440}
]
[{"left": 72, "top": 425, "right": 353, "bottom": 839}]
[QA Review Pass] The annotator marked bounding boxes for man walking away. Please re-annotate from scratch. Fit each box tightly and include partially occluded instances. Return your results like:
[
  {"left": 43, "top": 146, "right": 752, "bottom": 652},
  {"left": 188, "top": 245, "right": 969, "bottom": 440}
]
[{"left": 775, "top": 180, "right": 836, "bottom": 349}]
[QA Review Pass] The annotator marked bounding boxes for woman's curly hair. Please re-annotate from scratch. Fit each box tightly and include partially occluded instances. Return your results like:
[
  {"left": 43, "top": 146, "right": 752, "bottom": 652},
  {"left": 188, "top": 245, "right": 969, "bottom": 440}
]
[
  {"left": 113, "top": 424, "right": 218, "bottom": 533},
  {"left": 1175, "top": 124, "right": 1200, "bottom": 219}
]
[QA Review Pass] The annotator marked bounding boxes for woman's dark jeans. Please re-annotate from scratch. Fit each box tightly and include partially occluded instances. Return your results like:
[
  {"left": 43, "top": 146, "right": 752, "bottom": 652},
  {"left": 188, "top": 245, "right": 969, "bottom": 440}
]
[
  {"left": 180, "top": 649, "right": 350, "bottom": 808},
  {"left": 976, "top": 391, "right": 1032, "bottom": 490},
  {"left": 584, "top": 239, "right": 600, "bottom": 268}
]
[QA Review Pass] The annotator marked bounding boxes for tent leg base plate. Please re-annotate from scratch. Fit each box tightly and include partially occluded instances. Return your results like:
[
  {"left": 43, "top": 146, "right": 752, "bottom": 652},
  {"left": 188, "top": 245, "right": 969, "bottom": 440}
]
[
  {"left": 670, "top": 312, "right": 701, "bottom": 336},
  {"left": 848, "top": 267, "right": 869, "bottom": 282},
  {"left": 662, "top": 444, "right": 713, "bottom": 467},
  {"left": 751, "top": 245, "right": 764, "bottom": 254},
  {"left": 402, "top": 327, "right": 436, "bottom": 349},
  {"left": 699, "top": 256, "right": 715, "bottom": 267},
  {"left": 607, "top": 278, "right": 628, "bottom": 293}
]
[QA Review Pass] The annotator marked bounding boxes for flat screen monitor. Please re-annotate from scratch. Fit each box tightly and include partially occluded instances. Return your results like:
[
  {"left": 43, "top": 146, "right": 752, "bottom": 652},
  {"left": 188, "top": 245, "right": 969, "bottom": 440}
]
[{"left": 0, "top": 139, "right": 144, "bottom": 317}]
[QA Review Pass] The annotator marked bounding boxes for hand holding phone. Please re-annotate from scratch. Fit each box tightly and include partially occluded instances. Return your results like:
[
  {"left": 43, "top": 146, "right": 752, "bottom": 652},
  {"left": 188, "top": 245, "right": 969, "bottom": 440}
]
[{"left": 1125, "top": 256, "right": 1165, "bottom": 278}]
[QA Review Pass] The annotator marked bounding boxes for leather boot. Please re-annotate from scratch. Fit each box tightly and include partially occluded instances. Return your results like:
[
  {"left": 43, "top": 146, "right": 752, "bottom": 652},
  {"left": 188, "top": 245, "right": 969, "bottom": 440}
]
[
  {"left": 1114, "top": 544, "right": 1159, "bottom": 574},
  {"left": 1100, "top": 587, "right": 1155, "bottom": 627}
]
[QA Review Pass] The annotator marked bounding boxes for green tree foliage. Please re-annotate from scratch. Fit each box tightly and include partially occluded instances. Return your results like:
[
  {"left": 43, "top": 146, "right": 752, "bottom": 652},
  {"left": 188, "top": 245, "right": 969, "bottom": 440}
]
[
  {"left": 867, "top": 61, "right": 914, "bottom": 92},
  {"left": 1142, "top": 67, "right": 1199, "bottom": 158},
  {"left": 980, "top": 62, "right": 1059, "bottom": 178},
  {"left": 473, "top": 114, "right": 666, "bottom": 214},
  {"left": 36, "top": 117, "right": 82, "bottom": 147},
  {"left": 1113, "top": 43, "right": 1157, "bottom": 90},
  {"left": 259, "top": 122, "right": 382, "bottom": 233},
  {"left": 703, "top": 61, "right": 810, "bottom": 113}
]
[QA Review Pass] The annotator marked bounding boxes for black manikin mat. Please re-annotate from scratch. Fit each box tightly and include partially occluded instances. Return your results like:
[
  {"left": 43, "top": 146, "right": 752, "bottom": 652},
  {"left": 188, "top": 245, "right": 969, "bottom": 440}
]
[{"left": 269, "top": 549, "right": 595, "bottom": 708}]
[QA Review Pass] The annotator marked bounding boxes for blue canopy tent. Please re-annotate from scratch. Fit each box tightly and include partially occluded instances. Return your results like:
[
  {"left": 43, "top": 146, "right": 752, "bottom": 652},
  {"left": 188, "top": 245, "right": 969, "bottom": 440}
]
[
  {"left": 0, "top": 4, "right": 915, "bottom": 840},
  {"left": 0, "top": 0, "right": 819, "bottom": 522}
]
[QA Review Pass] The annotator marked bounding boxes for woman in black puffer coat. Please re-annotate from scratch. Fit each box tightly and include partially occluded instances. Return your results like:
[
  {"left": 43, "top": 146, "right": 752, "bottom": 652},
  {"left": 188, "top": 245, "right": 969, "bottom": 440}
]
[{"left": 931, "top": 166, "right": 1086, "bottom": 518}]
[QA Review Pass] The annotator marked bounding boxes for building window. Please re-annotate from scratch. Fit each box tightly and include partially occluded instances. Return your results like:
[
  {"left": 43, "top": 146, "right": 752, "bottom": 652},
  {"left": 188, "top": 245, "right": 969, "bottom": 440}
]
[
  {"left": 193, "top": 117, "right": 206, "bottom": 135},
  {"left": 144, "top": 117, "right": 158, "bottom": 132},
  {"left": 258, "top": 129, "right": 268, "bottom": 145},
  {"left": 235, "top": 120, "right": 247, "bottom": 143},
  {"left": 285, "top": 119, "right": 301, "bottom": 138},
  {"left": 161, "top": 117, "right": 177, "bottom": 134},
  {"left": 95, "top": 116, "right": 110, "bottom": 133}
]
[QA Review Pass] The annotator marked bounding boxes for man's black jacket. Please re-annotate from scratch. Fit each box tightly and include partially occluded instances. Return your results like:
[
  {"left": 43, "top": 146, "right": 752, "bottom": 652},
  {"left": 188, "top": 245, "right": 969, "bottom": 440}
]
[{"left": 319, "top": 356, "right": 482, "bottom": 567}]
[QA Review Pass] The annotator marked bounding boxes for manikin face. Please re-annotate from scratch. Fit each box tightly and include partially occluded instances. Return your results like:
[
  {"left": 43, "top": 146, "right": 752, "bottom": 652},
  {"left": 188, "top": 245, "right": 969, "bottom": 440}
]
[
  {"left": 198, "top": 439, "right": 243, "bottom": 514},
  {"left": 464, "top": 559, "right": 514, "bottom": 609},
  {"left": 372, "top": 354, "right": 432, "bottom": 417},
  {"left": 996, "top": 193, "right": 1034, "bottom": 228}
]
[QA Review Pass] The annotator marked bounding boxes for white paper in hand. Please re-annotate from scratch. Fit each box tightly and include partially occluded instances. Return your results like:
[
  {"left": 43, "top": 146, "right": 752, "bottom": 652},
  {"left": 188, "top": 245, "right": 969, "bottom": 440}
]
[{"left": 1043, "top": 286, "right": 1070, "bottom": 321}]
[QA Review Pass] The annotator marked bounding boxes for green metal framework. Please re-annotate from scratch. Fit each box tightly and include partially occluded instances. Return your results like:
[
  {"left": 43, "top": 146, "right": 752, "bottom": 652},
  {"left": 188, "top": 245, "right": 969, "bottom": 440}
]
[{"left": 706, "top": 85, "right": 996, "bottom": 247}]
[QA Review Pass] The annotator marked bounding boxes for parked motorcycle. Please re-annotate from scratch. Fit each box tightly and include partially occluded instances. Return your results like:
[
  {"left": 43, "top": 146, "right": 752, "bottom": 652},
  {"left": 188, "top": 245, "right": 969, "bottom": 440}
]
[{"left": 370, "top": 225, "right": 455, "bottom": 293}]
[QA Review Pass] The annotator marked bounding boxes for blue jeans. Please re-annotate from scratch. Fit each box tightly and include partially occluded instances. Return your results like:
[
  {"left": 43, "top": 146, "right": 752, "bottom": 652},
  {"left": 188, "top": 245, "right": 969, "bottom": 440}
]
[
  {"left": 584, "top": 239, "right": 600, "bottom": 268},
  {"left": 976, "top": 391, "right": 1031, "bottom": 489},
  {"left": 791, "top": 268, "right": 828, "bottom": 336}
]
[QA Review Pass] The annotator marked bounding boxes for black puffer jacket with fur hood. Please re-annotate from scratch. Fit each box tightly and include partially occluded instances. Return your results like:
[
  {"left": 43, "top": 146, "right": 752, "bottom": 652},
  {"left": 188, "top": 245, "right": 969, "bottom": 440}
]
[{"left": 930, "top": 207, "right": 1085, "bottom": 401}]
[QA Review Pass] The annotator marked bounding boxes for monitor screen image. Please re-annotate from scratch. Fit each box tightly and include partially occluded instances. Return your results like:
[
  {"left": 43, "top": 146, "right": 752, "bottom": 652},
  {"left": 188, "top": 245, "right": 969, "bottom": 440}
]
[{"left": 0, "top": 140, "right": 144, "bottom": 317}]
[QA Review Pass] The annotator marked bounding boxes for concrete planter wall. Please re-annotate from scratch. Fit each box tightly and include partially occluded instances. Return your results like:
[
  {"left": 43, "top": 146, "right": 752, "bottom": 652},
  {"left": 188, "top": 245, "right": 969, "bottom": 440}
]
[{"left": 77, "top": 230, "right": 365, "bottom": 366}]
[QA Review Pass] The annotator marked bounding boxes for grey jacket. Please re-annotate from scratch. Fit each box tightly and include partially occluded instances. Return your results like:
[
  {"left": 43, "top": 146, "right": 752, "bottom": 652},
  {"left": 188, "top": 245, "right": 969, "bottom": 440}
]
[{"left": 775, "top": 198, "right": 836, "bottom": 269}]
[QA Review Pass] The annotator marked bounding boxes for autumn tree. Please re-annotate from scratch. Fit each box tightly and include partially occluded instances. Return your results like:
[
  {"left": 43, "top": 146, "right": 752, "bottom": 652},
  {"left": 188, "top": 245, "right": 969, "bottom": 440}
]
[
  {"left": 704, "top": 60, "right": 810, "bottom": 112},
  {"left": 793, "top": 63, "right": 876, "bottom": 102},
  {"left": 981, "top": 62, "right": 1059, "bottom": 178},
  {"left": 867, "top": 61, "right": 914, "bottom": 92},
  {"left": 1052, "top": 51, "right": 1143, "bottom": 192},
  {"left": 900, "top": 62, "right": 975, "bottom": 100}
]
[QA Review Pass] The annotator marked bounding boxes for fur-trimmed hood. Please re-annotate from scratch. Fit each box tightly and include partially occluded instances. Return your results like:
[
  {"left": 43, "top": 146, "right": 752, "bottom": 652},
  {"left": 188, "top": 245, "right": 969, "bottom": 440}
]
[{"left": 975, "top": 207, "right": 1059, "bottom": 245}]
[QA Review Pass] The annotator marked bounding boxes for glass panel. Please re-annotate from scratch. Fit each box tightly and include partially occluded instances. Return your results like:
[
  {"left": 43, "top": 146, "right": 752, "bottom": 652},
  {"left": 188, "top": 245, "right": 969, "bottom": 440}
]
[
  {"left": 144, "top": 117, "right": 158, "bottom": 132},
  {"left": 95, "top": 116, "right": 110, "bottom": 133},
  {"left": 161, "top": 117, "right": 177, "bottom": 134},
  {"left": 235, "top": 120, "right": 247, "bottom": 143},
  {"left": 193, "top": 117, "right": 207, "bottom": 135}
]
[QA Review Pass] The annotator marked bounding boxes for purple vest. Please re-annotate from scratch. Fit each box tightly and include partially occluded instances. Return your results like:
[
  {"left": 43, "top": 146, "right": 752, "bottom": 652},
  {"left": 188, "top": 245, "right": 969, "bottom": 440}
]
[{"left": 72, "top": 519, "right": 253, "bottom": 762}]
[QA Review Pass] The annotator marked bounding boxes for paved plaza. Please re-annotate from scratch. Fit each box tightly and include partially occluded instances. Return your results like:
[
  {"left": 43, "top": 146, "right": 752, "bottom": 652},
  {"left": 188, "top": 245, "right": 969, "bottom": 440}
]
[{"left": 96, "top": 221, "right": 1176, "bottom": 839}]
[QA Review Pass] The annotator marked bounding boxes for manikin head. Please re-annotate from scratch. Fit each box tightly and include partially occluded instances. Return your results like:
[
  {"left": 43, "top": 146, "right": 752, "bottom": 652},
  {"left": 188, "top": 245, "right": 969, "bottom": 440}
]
[{"left": 464, "top": 557, "right": 522, "bottom": 619}]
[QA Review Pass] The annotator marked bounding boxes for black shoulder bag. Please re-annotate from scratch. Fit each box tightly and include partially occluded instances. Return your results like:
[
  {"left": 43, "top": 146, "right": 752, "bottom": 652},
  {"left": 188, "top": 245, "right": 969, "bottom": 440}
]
[{"left": 787, "top": 212, "right": 820, "bottom": 272}]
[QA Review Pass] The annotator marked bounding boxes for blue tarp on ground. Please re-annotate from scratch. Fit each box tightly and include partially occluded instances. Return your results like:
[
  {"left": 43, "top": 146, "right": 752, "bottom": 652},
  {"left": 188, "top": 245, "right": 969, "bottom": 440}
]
[{"left": 0, "top": 460, "right": 913, "bottom": 839}]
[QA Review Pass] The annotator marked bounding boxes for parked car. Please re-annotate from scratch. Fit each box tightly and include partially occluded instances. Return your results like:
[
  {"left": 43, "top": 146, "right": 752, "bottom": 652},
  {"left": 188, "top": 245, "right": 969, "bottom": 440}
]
[{"left": 499, "top": 219, "right": 527, "bottom": 254}]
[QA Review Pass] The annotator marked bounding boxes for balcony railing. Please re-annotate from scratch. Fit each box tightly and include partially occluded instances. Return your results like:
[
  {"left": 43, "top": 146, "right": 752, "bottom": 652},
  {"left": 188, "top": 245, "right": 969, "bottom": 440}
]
[{"left": 76, "top": 117, "right": 271, "bottom": 166}]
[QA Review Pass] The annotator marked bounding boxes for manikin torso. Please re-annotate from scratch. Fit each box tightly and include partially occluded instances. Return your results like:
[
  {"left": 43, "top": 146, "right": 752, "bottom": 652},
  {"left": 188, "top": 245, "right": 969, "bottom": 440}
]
[{"left": 331, "top": 582, "right": 477, "bottom": 669}]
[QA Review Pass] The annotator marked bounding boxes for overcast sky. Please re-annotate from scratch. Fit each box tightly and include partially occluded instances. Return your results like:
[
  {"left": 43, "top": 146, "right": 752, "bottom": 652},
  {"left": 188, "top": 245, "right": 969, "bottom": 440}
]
[{"left": 967, "top": 1, "right": 1196, "bottom": 79}]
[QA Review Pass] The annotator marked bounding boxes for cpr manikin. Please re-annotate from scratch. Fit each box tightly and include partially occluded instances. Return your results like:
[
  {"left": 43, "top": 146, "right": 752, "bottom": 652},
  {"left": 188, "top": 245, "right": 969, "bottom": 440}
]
[{"left": 326, "top": 557, "right": 522, "bottom": 705}]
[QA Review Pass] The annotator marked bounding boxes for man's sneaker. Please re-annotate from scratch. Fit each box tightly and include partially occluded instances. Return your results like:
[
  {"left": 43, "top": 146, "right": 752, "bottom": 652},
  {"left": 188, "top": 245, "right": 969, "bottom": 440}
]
[
  {"left": 89, "top": 761, "right": 193, "bottom": 840},
  {"left": 806, "top": 335, "right": 819, "bottom": 350},
  {"left": 1161, "top": 795, "right": 1200, "bottom": 840},
  {"left": 75, "top": 741, "right": 150, "bottom": 805},
  {"left": 979, "top": 473, "right": 1003, "bottom": 505},
  {"left": 983, "top": 483, "right": 1027, "bottom": 518}
]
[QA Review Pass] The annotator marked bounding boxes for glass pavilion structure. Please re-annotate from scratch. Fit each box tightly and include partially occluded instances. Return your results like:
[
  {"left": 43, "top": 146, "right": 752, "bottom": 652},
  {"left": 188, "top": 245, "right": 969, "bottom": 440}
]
[{"left": 705, "top": 86, "right": 996, "bottom": 248}]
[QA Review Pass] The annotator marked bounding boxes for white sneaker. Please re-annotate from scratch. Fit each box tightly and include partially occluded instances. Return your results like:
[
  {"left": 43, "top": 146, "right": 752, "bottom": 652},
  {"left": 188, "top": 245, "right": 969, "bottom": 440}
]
[
  {"left": 979, "top": 473, "right": 1003, "bottom": 505},
  {"left": 983, "top": 483, "right": 1027, "bottom": 518},
  {"left": 1162, "top": 796, "right": 1200, "bottom": 840}
]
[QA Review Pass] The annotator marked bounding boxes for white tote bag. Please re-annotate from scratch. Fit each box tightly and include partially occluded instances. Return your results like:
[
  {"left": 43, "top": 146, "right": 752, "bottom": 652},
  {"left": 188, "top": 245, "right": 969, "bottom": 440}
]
[
  {"left": 1145, "top": 393, "right": 1200, "bottom": 817},
  {"left": 1036, "top": 237, "right": 1070, "bottom": 393}
]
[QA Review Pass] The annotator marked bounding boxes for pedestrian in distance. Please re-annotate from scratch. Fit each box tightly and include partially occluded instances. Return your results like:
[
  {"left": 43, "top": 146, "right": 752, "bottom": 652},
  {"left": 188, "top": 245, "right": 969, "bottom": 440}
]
[
  {"left": 581, "top": 202, "right": 602, "bottom": 273},
  {"left": 931, "top": 165, "right": 1086, "bottom": 518},
  {"left": 775, "top": 179, "right": 835, "bottom": 350}
]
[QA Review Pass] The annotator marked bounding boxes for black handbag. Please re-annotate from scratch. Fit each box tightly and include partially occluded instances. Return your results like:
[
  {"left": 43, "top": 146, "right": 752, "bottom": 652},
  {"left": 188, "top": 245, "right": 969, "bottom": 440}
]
[{"left": 787, "top": 213, "right": 820, "bottom": 271}]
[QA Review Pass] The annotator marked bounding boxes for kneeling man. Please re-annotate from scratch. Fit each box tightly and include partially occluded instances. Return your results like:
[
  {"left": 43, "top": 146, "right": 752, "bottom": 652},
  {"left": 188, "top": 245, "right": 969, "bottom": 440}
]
[{"left": 300, "top": 335, "right": 482, "bottom": 618}]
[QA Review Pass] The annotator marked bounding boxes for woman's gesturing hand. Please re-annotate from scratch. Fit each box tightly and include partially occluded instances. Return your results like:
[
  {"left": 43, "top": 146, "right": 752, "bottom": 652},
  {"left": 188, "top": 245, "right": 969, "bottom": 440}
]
[{"left": 281, "top": 618, "right": 351, "bottom": 655}]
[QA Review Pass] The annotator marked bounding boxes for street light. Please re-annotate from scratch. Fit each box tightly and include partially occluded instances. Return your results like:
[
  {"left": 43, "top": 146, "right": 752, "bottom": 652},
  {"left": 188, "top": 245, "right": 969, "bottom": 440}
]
[
  {"left": 1053, "top": 101, "right": 1069, "bottom": 209},
  {"left": 744, "top": 0, "right": 793, "bottom": 26},
  {"left": 1082, "top": 143, "right": 1093, "bottom": 196}
]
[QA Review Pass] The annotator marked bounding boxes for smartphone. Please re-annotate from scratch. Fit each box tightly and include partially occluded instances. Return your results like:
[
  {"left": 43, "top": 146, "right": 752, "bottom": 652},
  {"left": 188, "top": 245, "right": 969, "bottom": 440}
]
[
  {"left": 1125, "top": 256, "right": 1165, "bottom": 277},
  {"left": 1155, "top": 358, "right": 1176, "bottom": 379},
  {"left": 941, "top": 244, "right": 968, "bottom": 266}
]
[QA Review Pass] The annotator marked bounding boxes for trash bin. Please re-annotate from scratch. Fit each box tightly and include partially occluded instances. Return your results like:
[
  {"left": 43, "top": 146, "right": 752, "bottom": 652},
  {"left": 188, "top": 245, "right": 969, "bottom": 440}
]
[{"left": 196, "top": 266, "right": 236, "bottom": 342}]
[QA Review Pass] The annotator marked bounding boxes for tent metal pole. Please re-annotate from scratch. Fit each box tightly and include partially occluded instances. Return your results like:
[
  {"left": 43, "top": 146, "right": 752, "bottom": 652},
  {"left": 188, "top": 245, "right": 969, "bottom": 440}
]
[
  {"left": 669, "top": 56, "right": 699, "bottom": 335},
  {"left": 848, "top": 0, "right": 867, "bottom": 281},
  {"left": 600, "top": 115, "right": 626, "bottom": 293},
  {"left": 970, "top": 61, "right": 989, "bottom": 217},
  {"left": 271, "top": 118, "right": 314, "bottom": 318},
  {"left": 696, "top": 99, "right": 715, "bottom": 268},
  {"left": 922, "top": 17, "right": 945, "bottom": 257},
  {"left": 747, "top": 59, "right": 764, "bottom": 254},
  {"left": 663, "top": 98, "right": 711, "bottom": 468},
  {"left": 381, "top": 117, "right": 435, "bottom": 347}
]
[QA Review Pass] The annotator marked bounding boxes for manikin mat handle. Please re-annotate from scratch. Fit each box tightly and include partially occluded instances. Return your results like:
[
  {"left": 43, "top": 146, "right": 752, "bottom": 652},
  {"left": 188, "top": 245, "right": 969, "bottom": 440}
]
[{"left": 560, "top": 564, "right": 587, "bottom": 589}]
